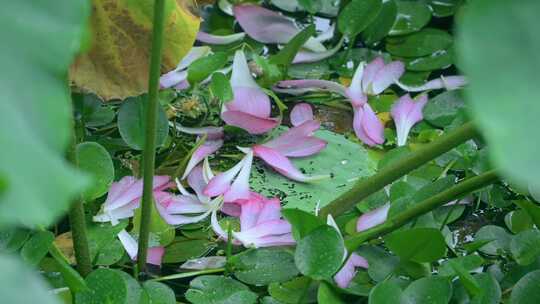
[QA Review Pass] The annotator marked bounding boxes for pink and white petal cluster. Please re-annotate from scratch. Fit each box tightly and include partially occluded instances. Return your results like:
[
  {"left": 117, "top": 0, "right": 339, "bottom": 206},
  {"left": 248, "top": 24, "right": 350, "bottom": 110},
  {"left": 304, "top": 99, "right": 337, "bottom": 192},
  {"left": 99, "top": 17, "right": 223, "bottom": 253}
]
[
  {"left": 93, "top": 175, "right": 171, "bottom": 224},
  {"left": 204, "top": 147, "right": 254, "bottom": 202},
  {"left": 221, "top": 50, "right": 279, "bottom": 134},
  {"left": 174, "top": 124, "right": 225, "bottom": 180},
  {"left": 159, "top": 47, "right": 211, "bottom": 89},
  {"left": 211, "top": 193, "right": 295, "bottom": 248},
  {"left": 390, "top": 94, "right": 428, "bottom": 146}
]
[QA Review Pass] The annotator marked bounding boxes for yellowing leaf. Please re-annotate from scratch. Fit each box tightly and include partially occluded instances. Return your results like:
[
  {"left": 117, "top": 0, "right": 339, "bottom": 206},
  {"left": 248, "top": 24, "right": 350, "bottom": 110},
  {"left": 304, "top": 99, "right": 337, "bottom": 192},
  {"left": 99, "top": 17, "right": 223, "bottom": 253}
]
[{"left": 70, "top": 0, "right": 200, "bottom": 100}]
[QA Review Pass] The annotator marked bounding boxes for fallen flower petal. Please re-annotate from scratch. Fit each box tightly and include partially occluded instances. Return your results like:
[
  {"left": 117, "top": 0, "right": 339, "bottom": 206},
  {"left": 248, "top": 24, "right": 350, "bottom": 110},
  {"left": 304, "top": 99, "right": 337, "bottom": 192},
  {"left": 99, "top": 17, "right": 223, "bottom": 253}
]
[
  {"left": 356, "top": 203, "right": 390, "bottom": 232},
  {"left": 204, "top": 149, "right": 253, "bottom": 202},
  {"left": 233, "top": 4, "right": 325, "bottom": 52},
  {"left": 275, "top": 79, "right": 347, "bottom": 96},
  {"left": 182, "top": 139, "right": 224, "bottom": 180},
  {"left": 290, "top": 103, "right": 314, "bottom": 127},
  {"left": 222, "top": 50, "right": 279, "bottom": 134},
  {"left": 396, "top": 75, "right": 467, "bottom": 92},
  {"left": 101, "top": 175, "right": 171, "bottom": 215},
  {"left": 333, "top": 253, "right": 369, "bottom": 288},
  {"left": 352, "top": 104, "right": 385, "bottom": 146},
  {"left": 391, "top": 94, "right": 428, "bottom": 146},
  {"left": 159, "top": 46, "right": 211, "bottom": 88},
  {"left": 117, "top": 229, "right": 165, "bottom": 266},
  {"left": 263, "top": 120, "right": 327, "bottom": 157},
  {"left": 196, "top": 31, "right": 246, "bottom": 45},
  {"left": 253, "top": 145, "right": 328, "bottom": 182}
]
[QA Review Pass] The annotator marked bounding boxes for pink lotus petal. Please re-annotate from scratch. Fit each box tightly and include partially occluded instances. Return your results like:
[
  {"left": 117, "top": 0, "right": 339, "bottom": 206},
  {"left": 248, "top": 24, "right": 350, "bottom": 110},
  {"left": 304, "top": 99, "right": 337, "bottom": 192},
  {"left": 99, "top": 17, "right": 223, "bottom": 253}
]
[
  {"left": 230, "top": 49, "right": 259, "bottom": 89},
  {"left": 221, "top": 202, "right": 242, "bottom": 217},
  {"left": 263, "top": 120, "right": 325, "bottom": 156},
  {"left": 290, "top": 103, "right": 314, "bottom": 127},
  {"left": 334, "top": 253, "right": 369, "bottom": 289},
  {"left": 396, "top": 75, "right": 467, "bottom": 92},
  {"left": 182, "top": 140, "right": 223, "bottom": 180},
  {"left": 227, "top": 87, "right": 271, "bottom": 118},
  {"left": 157, "top": 203, "right": 212, "bottom": 225},
  {"left": 174, "top": 124, "right": 224, "bottom": 140},
  {"left": 352, "top": 104, "right": 385, "bottom": 146},
  {"left": 196, "top": 31, "right": 246, "bottom": 45},
  {"left": 390, "top": 94, "right": 428, "bottom": 146},
  {"left": 356, "top": 203, "right": 390, "bottom": 232},
  {"left": 370, "top": 61, "right": 405, "bottom": 95},
  {"left": 233, "top": 219, "right": 292, "bottom": 245},
  {"left": 187, "top": 165, "right": 208, "bottom": 199},
  {"left": 346, "top": 62, "right": 368, "bottom": 107},
  {"left": 173, "top": 80, "right": 190, "bottom": 90},
  {"left": 292, "top": 37, "right": 344, "bottom": 64},
  {"left": 166, "top": 195, "right": 207, "bottom": 214},
  {"left": 250, "top": 234, "right": 296, "bottom": 247},
  {"left": 160, "top": 70, "right": 188, "bottom": 89},
  {"left": 160, "top": 47, "right": 211, "bottom": 88},
  {"left": 117, "top": 230, "right": 138, "bottom": 260},
  {"left": 265, "top": 138, "right": 327, "bottom": 158},
  {"left": 275, "top": 80, "right": 347, "bottom": 97},
  {"left": 147, "top": 247, "right": 165, "bottom": 266},
  {"left": 104, "top": 176, "right": 138, "bottom": 207},
  {"left": 223, "top": 149, "right": 253, "bottom": 202},
  {"left": 361, "top": 57, "right": 385, "bottom": 93},
  {"left": 221, "top": 110, "right": 280, "bottom": 134},
  {"left": 210, "top": 210, "right": 242, "bottom": 245},
  {"left": 256, "top": 198, "right": 283, "bottom": 224},
  {"left": 233, "top": 5, "right": 301, "bottom": 45},
  {"left": 93, "top": 200, "right": 139, "bottom": 223},
  {"left": 117, "top": 230, "right": 164, "bottom": 266},
  {"left": 253, "top": 145, "right": 326, "bottom": 182},
  {"left": 104, "top": 176, "right": 171, "bottom": 212},
  {"left": 239, "top": 198, "right": 264, "bottom": 231},
  {"left": 203, "top": 155, "right": 246, "bottom": 197}
]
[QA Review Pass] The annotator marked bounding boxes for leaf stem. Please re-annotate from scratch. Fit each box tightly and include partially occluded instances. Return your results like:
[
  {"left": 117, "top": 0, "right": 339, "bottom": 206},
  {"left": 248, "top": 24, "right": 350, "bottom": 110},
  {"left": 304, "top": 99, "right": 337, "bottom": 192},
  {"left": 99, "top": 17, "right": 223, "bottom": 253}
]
[
  {"left": 319, "top": 122, "right": 479, "bottom": 218},
  {"left": 149, "top": 268, "right": 226, "bottom": 282},
  {"left": 137, "top": 0, "right": 166, "bottom": 277},
  {"left": 345, "top": 170, "right": 499, "bottom": 251},
  {"left": 67, "top": 96, "right": 92, "bottom": 277}
]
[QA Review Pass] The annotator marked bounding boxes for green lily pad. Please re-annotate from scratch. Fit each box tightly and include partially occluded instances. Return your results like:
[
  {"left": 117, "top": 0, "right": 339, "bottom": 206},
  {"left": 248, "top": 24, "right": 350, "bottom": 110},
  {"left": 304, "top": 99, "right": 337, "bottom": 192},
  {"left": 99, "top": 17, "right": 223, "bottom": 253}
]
[
  {"left": 76, "top": 142, "right": 114, "bottom": 201},
  {"left": 295, "top": 225, "right": 345, "bottom": 280},
  {"left": 387, "top": 28, "right": 453, "bottom": 57},
  {"left": 401, "top": 276, "right": 452, "bottom": 304},
  {"left": 117, "top": 94, "right": 169, "bottom": 150},
  {"left": 389, "top": 1, "right": 432, "bottom": 36},
  {"left": 233, "top": 248, "right": 299, "bottom": 286},
  {"left": 75, "top": 268, "right": 142, "bottom": 304},
  {"left": 362, "top": 0, "right": 398, "bottom": 44},
  {"left": 250, "top": 129, "right": 376, "bottom": 212},
  {"left": 405, "top": 48, "right": 454, "bottom": 71},
  {"left": 510, "top": 270, "right": 540, "bottom": 304},
  {"left": 185, "top": 275, "right": 258, "bottom": 304}
]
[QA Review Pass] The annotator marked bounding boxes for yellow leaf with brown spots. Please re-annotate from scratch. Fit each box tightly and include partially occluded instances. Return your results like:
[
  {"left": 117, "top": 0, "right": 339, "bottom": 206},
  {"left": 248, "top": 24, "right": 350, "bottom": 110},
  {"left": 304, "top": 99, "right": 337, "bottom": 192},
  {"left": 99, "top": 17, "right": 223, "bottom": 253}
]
[{"left": 70, "top": 0, "right": 200, "bottom": 101}]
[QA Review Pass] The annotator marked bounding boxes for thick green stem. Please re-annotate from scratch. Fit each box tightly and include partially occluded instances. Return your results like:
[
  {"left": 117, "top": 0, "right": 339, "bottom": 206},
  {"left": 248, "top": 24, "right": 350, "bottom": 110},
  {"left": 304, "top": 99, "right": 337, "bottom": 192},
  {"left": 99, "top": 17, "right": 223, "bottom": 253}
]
[
  {"left": 319, "top": 122, "right": 479, "bottom": 218},
  {"left": 137, "top": 0, "right": 166, "bottom": 276},
  {"left": 67, "top": 98, "right": 92, "bottom": 277},
  {"left": 345, "top": 170, "right": 499, "bottom": 251}
]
